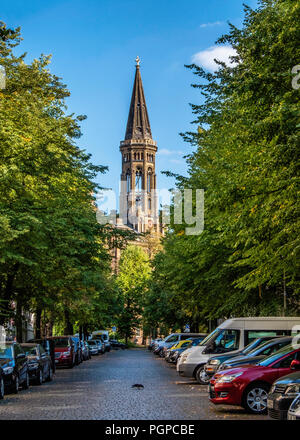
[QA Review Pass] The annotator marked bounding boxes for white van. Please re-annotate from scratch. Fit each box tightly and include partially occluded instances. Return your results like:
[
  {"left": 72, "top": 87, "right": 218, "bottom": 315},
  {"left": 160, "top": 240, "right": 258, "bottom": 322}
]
[{"left": 176, "top": 317, "right": 300, "bottom": 384}]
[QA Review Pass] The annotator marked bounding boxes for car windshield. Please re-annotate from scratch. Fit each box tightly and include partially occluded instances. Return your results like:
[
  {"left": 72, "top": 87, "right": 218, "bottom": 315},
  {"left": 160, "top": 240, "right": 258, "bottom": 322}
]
[
  {"left": 246, "top": 339, "right": 277, "bottom": 357},
  {"left": 241, "top": 339, "right": 264, "bottom": 355},
  {"left": 165, "top": 335, "right": 178, "bottom": 343},
  {"left": 199, "top": 329, "right": 219, "bottom": 346},
  {"left": 192, "top": 337, "right": 206, "bottom": 345},
  {"left": 0, "top": 344, "right": 13, "bottom": 358},
  {"left": 88, "top": 341, "right": 97, "bottom": 346},
  {"left": 94, "top": 334, "right": 107, "bottom": 341},
  {"left": 257, "top": 345, "right": 294, "bottom": 367},
  {"left": 53, "top": 338, "right": 70, "bottom": 347},
  {"left": 199, "top": 328, "right": 240, "bottom": 351},
  {"left": 22, "top": 346, "right": 38, "bottom": 356}
]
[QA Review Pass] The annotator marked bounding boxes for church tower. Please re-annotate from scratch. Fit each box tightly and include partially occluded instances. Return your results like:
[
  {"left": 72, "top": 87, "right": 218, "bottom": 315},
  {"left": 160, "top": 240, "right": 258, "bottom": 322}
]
[{"left": 119, "top": 57, "right": 159, "bottom": 233}]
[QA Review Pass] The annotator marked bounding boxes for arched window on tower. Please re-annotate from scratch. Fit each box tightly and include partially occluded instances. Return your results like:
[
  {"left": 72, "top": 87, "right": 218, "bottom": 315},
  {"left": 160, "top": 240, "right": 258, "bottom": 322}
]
[
  {"left": 135, "top": 168, "right": 142, "bottom": 191},
  {"left": 126, "top": 172, "right": 131, "bottom": 193},
  {"left": 147, "top": 169, "right": 152, "bottom": 193}
]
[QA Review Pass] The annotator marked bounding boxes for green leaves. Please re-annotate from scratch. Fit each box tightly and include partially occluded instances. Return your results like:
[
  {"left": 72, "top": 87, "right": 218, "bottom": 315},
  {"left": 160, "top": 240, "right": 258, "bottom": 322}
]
[
  {"left": 145, "top": 0, "right": 300, "bottom": 329},
  {"left": 0, "top": 21, "right": 118, "bottom": 334}
]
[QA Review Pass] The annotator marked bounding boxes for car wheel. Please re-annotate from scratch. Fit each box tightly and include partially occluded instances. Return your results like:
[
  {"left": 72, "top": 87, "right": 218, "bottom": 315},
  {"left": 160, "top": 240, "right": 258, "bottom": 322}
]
[
  {"left": 36, "top": 369, "right": 43, "bottom": 385},
  {"left": 243, "top": 384, "right": 269, "bottom": 414},
  {"left": 23, "top": 372, "right": 30, "bottom": 389},
  {"left": 46, "top": 366, "right": 53, "bottom": 382},
  {"left": 195, "top": 365, "right": 210, "bottom": 385},
  {"left": 0, "top": 377, "right": 4, "bottom": 399}
]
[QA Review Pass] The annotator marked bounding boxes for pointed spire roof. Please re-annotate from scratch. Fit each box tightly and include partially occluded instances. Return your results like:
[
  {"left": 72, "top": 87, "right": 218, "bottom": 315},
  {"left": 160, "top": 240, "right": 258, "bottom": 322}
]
[{"left": 125, "top": 57, "right": 152, "bottom": 140}]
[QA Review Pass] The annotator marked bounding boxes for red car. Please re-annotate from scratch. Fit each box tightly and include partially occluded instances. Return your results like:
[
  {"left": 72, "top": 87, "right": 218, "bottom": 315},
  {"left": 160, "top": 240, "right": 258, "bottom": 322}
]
[
  {"left": 49, "top": 336, "right": 76, "bottom": 368},
  {"left": 209, "top": 344, "right": 300, "bottom": 414}
]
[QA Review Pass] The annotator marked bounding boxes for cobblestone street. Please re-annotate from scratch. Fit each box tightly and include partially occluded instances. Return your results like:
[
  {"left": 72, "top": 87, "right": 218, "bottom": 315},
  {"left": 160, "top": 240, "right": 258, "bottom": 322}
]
[{"left": 0, "top": 348, "right": 267, "bottom": 420}]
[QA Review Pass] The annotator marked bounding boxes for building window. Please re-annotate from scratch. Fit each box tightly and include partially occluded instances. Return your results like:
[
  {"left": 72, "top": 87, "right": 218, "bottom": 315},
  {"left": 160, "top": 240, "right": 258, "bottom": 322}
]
[
  {"left": 126, "top": 173, "right": 131, "bottom": 193},
  {"left": 148, "top": 198, "right": 151, "bottom": 210},
  {"left": 147, "top": 172, "right": 151, "bottom": 192},
  {"left": 135, "top": 169, "right": 142, "bottom": 191}
]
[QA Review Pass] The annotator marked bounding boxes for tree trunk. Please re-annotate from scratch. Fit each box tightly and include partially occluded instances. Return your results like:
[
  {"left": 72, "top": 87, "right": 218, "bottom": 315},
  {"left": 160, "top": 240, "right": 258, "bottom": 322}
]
[
  {"left": 35, "top": 307, "right": 42, "bottom": 339},
  {"left": 83, "top": 324, "right": 88, "bottom": 340},
  {"left": 79, "top": 325, "right": 83, "bottom": 341},
  {"left": 15, "top": 299, "right": 23, "bottom": 342},
  {"left": 64, "top": 309, "right": 73, "bottom": 335}
]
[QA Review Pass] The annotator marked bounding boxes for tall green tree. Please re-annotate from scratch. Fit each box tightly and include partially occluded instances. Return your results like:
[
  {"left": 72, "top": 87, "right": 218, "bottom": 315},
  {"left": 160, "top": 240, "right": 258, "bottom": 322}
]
[
  {"left": 0, "top": 21, "right": 122, "bottom": 339},
  {"left": 146, "top": 0, "right": 300, "bottom": 333},
  {"left": 116, "top": 245, "right": 151, "bottom": 342}
]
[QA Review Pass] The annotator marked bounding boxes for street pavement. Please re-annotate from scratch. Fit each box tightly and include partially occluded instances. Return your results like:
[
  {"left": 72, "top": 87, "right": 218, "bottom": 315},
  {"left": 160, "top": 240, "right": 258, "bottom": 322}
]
[{"left": 0, "top": 348, "right": 267, "bottom": 420}]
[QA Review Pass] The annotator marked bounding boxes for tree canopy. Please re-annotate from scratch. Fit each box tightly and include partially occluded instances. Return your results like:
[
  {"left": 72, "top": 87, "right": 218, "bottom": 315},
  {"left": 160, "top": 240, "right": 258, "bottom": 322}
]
[{"left": 143, "top": 0, "right": 300, "bottom": 334}]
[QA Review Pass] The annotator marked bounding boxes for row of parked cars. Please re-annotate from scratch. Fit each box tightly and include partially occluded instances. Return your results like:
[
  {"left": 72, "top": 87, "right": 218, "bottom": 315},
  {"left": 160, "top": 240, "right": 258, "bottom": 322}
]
[
  {"left": 0, "top": 333, "right": 126, "bottom": 401},
  {"left": 149, "top": 317, "right": 300, "bottom": 419}
]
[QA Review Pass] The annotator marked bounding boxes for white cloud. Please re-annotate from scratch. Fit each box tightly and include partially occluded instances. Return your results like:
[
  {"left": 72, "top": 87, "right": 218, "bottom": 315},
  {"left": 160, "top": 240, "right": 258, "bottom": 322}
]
[
  {"left": 199, "top": 21, "right": 223, "bottom": 28},
  {"left": 192, "top": 45, "right": 237, "bottom": 72},
  {"left": 158, "top": 148, "right": 184, "bottom": 156}
]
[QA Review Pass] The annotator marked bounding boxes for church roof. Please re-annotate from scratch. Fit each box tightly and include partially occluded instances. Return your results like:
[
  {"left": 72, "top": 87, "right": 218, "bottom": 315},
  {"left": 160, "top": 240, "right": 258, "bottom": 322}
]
[{"left": 125, "top": 58, "right": 152, "bottom": 141}]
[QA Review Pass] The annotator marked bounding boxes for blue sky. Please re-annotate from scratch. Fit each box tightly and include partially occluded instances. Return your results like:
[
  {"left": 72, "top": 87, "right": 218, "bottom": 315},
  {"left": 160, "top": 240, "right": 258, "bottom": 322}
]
[{"left": 2, "top": 0, "right": 258, "bottom": 202}]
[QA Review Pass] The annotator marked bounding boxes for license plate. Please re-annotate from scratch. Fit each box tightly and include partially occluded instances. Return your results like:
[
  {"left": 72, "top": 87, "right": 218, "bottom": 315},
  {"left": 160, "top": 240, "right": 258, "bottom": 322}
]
[{"left": 267, "top": 399, "right": 274, "bottom": 409}]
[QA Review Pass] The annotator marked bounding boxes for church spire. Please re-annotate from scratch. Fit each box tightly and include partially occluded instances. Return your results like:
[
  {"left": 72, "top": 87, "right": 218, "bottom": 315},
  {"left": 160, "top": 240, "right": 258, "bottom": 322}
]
[{"left": 125, "top": 57, "right": 152, "bottom": 140}]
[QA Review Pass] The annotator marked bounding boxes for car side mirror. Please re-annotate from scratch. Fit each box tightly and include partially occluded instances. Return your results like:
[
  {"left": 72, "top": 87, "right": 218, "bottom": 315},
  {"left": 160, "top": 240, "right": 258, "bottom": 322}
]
[{"left": 290, "top": 360, "right": 300, "bottom": 370}]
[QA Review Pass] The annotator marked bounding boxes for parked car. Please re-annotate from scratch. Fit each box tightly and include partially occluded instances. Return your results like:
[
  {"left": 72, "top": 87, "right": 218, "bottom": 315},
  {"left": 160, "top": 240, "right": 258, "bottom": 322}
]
[
  {"left": 49, "top": 336, "right": 76, "bottom": 368},
  {"left": 209, "top": 344, "right": 300, "bottom": 414},
  {"left": 267, "top": 371, "right": 300, "bottom": 419},
  {"left": 27, "top": 337, "right": 56, "bottom": 373},
  {"left": 154, "top": 333, "right": 207, "bottom": 357},
  {"left": 288, "top": 394, "right": 300, "bottom": 420},
  {"left": 216, "top": 336, "right": 293, "bottom": 373},
  {"left": 87, "top": 340, "right": 100, "bottom": 355},
  {"left": 0, "top": 365, "right": 4, "bottom": 399},
  {"left": 204, "top": 336, "right": 283, "bottom": 378},
  {"left": 81, "top": 341, "right": 91, "bottom": 360},
  {"left": 177, "top": 317, "right": 300, "bottom": 385},
  {"left": 91, "top": 337, "right": 105, "bottom": 354},
  {"left": 165, "top": 340, "right": 193, "bottom": 363},
  {"left": 110, "top": 339, "right": 127, "bottom": 350},
  {"left": 168, "top": 337, "right": 207, "bottom": 364},
  {"left": 148, "top": 338, "right": 162, "bottom": 350},
  {"left": 91, "top": 331, "right": 111, "bottom": 352},
  {"left": 21, "top": 343, "right": 53, "bottom": 385},
  {"left": 0, "top": 342, "right": 29, "bottom": 393}
]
